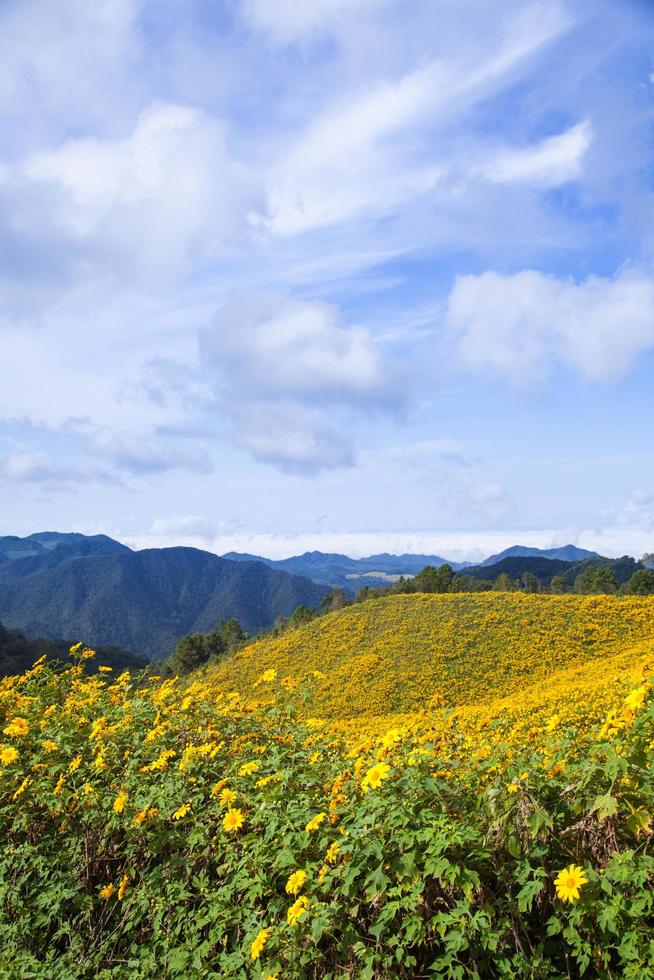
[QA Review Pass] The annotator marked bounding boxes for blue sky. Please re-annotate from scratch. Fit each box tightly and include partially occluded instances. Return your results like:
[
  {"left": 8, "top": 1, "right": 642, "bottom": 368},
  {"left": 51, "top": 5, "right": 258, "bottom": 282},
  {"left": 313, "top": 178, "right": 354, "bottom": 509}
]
[{"left": 1, "top": 0, "right": 653, "bottom": 562}]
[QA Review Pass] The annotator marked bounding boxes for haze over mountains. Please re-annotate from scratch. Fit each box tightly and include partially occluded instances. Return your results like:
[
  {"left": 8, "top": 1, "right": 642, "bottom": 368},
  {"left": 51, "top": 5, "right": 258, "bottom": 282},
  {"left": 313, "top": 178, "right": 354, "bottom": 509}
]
[{"left": 0, "top": 532, "right": 628, "bottom": 660}]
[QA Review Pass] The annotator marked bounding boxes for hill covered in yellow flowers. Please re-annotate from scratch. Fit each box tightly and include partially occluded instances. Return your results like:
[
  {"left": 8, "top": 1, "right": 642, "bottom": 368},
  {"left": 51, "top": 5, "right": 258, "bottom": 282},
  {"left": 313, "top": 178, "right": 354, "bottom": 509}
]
[{"left": 209, "top": 593, "right": 654, "bottom": 722}]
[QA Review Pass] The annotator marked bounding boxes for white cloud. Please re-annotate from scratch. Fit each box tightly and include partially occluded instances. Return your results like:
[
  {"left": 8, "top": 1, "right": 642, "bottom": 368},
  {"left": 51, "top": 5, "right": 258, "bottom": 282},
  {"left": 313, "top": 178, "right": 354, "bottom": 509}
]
[
  {"left": 616, "top": 489, "right": 654, "bottom": 530},
  {"left": 0, "top": 450, "right": 113, "bottom": 485},
  {"left": 446, "top": 268, "right": 654, "bottom": 384},
  {"left": 5, "top": 102, "right": 258, "bottom": 281},
  {"left": 84, "top": 427, "right": 213, "bottom": 475},
  {"left": 200, "top": 293, "right": 389, "bottom": 473},
  {"left": 240, "top": 0, "right": 383, "bottom": 45},
  {"left": 263, "top": 5, "right": 570, "bottom": 234},
  {"left": 480, "top": 120, "right": 592, "bottom": 187}
]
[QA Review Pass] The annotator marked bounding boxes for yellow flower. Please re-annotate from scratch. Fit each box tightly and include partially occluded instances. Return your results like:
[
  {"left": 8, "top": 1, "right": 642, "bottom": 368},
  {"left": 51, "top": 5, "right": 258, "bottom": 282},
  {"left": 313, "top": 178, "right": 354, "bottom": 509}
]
[
  {"left": 210, "top": 779, "right": 229, "bottom": 798},
  {"left": 250, "top": 926, "right": 271, "bottom": 961},
  {"left": 285, "top": 869, "right": 307, "bottom": 895},
  {"left": 0, "top": 747, "right": 19, "bottom": 765},
  {"left": 318, "top": 864, "right": 329, "bottom": 881},
  {"left": 134, "top": 805, "right": 158, "bottom": 826},
  {"left": 12, "top": 777, "right": 30, "bottom": 800},
  {"left": 287, "top": 896, "right": 309, "bottom": 927},
  {"left": 98, "top": 666, "right": 113, "bottom": 673},
  {"left": 100, "top": 883, "right": 114, "bottom": 900},
  {"left": 41, "top": 740, "right": 59, "bottom": 752},
  {"left": 554, "top": 864, "right": 589, "bottom": 903},
  {"left": 361, "top": 761, "right": 391, "bottom": 792},
  {"left": 53, "top": 773, "right": 65, "bottom": 796},
  {"left": 325, "top": 841, "right": 340, "bottom": 864},
  {"left": 222, "top": 807, "right": 245, "bottom": 833},
  {"left": 82, "top": 782, "right": 95, "bottom": 795},
  {"left": 624, "top": 685, "right": 647, "bottom": 713},
  {"left": 238, "top": 761, "right": 260, "bottom": 776},
  {"left": 261, "top": 668, "right": 277, "bottom": 682},
  {"left": 113, "top": 790, "right": 128, "bottom": 813},
  {"left": 81, "top": 648, "right": 96, "bottom": 660},
  {"left": 219, "top": 787, "right": 237, "bottom": 807},
  {"left": 117, "top": 873, "right": 129, "bottom": 900},
  {"left": 305, "top": 812, "right": 327, "bottom": 832},
  {"left": 3, "top": 717, "right": 29, "bottom": 738},
  {"left": 68, "top": 755, "right": 82, "bottom": 772},
  {"left": 172, "top": 802, "right": 191, "bottom": 820}
]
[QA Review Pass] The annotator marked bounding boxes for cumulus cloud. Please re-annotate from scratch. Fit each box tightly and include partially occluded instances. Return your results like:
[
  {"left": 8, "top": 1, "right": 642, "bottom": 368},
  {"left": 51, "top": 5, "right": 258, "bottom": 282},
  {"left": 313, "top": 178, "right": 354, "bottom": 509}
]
[
  {"left": 84, "top": 427, "right": 213, "bottom": 475},
  {"left": 446, "top": 268, "right": 654, "bottom": 384},
  {"left": 200, "top": 293, "right": 390, "bottom": 473},
  {"left": 2, "top": 102, "right": 258, "bottom": 284}
]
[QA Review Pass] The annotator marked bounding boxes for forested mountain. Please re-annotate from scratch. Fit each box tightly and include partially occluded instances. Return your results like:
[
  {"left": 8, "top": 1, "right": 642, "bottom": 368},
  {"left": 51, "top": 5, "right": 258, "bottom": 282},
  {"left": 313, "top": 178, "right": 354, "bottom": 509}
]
[
  {"left": 0, "top": 540, "right": 327, "bottom": 658},
  {"left": 462, "top": 554, "right": 642, "bottom": 588},
  {"left": 479, "top": 544, "right": 599, "bottom": 566}
]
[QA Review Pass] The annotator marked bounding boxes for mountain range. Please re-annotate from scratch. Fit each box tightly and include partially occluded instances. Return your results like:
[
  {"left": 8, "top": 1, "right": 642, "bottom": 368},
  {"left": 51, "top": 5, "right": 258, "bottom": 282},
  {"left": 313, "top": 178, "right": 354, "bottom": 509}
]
[
  {"left": 0, "top": 532, "right": 615, "bottom": 660},
  {"left": 222, "top": 544, "right": 600, "bottom": 591},
  {"left": 0, "top": 534, "right": 327, "bottom": 658}
]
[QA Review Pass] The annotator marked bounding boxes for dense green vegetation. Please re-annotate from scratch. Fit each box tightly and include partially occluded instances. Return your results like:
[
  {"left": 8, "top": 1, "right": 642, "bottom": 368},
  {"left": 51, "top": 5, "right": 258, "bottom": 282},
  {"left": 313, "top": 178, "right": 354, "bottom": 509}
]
[
  {"left": 0, "top": 622, "right": 146, "bottom": 677},
  {"left": 0, "top": 537, "right": 327, "bottom": 658}
]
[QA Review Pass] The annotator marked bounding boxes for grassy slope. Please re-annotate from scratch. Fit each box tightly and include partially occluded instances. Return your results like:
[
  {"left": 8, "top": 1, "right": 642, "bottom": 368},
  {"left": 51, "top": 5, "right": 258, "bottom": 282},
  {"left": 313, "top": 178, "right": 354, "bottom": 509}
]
[{"left": 209, "top": 593, "right": 654, "bottom": 719}]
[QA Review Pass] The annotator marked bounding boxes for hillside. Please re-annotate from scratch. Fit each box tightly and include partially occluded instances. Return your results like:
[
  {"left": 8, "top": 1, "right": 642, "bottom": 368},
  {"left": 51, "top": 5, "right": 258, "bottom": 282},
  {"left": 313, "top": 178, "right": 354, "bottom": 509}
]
[
  {"left": 209, "top": 592, "right": 654, "bottom": 718},
  {"left": 2, "top": 595, "right": 653, "bottom": 976},
  {"left": 0, "top": 546, "right": 327, "bottom": 658},
  {"left": 461, "top": 553, "right": 643, "bottom": 587}
]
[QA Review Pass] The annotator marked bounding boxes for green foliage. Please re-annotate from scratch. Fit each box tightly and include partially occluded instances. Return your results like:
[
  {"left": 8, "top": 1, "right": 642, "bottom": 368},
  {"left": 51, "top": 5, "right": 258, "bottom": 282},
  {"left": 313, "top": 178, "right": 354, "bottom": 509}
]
[
  {"left": 167, "top": 619, "right": 246, "bottom": 676},
  {"left": 0, "top": 544, "right": 327, "bottom": 659},
  {"left": 0, "top": 621, "right": 146, "bottom": 678},
  {"left": 0, "top": 660, "right": 653, "bottom": 977},
  {"left": 628, "top": 569, "right": 654, "bottom": 595}
]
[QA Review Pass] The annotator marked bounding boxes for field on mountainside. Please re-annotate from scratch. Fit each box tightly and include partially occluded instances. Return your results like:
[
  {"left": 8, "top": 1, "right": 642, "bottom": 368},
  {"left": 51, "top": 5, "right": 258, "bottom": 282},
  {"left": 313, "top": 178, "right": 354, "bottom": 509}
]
[
  {"left": 0, "top": 597, "right": 653, "bottom": 977},
  {"left": 211, "top": 593, "right": 654, "bottom": 720}
]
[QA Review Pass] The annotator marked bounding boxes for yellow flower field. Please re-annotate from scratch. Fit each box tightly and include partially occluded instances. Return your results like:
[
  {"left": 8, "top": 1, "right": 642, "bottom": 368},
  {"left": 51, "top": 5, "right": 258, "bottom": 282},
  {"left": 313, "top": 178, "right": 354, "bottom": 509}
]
[{"left": 0, "top": 595, "right": 652, "bottom": 977}]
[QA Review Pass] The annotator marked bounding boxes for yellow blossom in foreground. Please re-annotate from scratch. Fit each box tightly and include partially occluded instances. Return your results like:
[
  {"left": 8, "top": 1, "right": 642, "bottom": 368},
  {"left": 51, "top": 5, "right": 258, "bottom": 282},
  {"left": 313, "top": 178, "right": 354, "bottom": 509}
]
[
  {"left": 100, "top": 883, "right": 114, "bottom": 900},
  {"left": 259, "top": 669, "right": 277, "bottom": 683},
  {"left": 41, "top": 740, "right": 59, "bottom": 752},
  {"left": 68, "top": 756, "right": 82, "bottom": 773},
  {"left": 238, "top": 761, "right": 260, "bottom": 777},
  {"left": 53, "top": 773, "right": 65, "bottom": 796},
  {"left": 98, "top": 666, "right": 113, "bottom": 672},
  {"left": 624, "top": 684, "right": 648, "bottom": 713},
  {"left": 361, "top": 761, "right": 391, "bottom": 792},
  {"left": 210, "top": 778, "right": 228, "bottom": 798},
  {"left": 117, "top": 873, "right": 129, "bottom": 900},
  {"left": 134, "top": 806, "right": 158, "bottom": 826},
  {"left": 4, "top": 717, "right": 29, "bottom": 738},
  {"left": 285, "top": 869, "right": 307, "bottom": 895},
  {"left": 12, "top": 777, "right": 30, "bottom": 800},
  {"left": 554, "top": 865, "right": 588, "bottom": 903},
  {"left": 172, "top": 802, "right": 191, "bottom": 820},
  {"left": 222, "top": 807, "right": 245, "bottom": 833},
  {"left": 250, "top": 927, "right": 271, "bottom": 961},
  {"left": 113, "top": 790, "right": 128, "bottom": 813},
  {"left": 0, "top": 747, "right": 19, "bottom": 765},
  {"left": 287, "top": 896, "right": 309, "bottom": 927},
  {"left": 305, "top": 812, "right": 327, "bottom": 832},
  {"left": 219, "top": 787, "right": 237, "bottom": 807},
  {"left": 325, "top": 841, "right": 340, "bottom": 864}
]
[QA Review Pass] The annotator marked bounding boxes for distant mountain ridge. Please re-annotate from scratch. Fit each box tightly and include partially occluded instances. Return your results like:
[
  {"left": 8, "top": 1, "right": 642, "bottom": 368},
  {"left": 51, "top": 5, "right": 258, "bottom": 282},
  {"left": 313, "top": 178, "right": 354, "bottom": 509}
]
[
  {"left": 222, "top": 549, "right": 469, "bottom": 590},
  {"left": 0, "top": 532, "right": 620, "bottom": 657},
  {"left": 479, "top": 544, "right": 599, "bottom": 566},
  {"left": 0, "top": 535, "right": 327, "bottom": 658}
]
